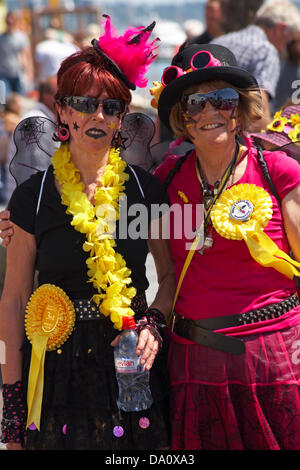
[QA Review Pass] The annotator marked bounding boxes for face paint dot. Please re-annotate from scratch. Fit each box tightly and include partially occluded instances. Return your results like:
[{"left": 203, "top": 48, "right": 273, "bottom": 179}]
[
  {"left": 139, "top": 417, "right": 150, "bottom": 429},
  {"left": 113, "top": 425, "right": 124, "bottom": 437},
  {"left": 62, "top": 424, "right": 67, "bottom": 435}
]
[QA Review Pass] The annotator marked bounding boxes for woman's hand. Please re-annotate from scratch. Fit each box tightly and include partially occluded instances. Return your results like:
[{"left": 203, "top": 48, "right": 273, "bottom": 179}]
[
  {"left": 136, "top": 328, "right": 160, "bottom": 370},
  {"left": 110, "top": 328, "right": 159, "bottom": 371},
  {"left": 0, "top": 210, "right": 14, "bottom": 247}
]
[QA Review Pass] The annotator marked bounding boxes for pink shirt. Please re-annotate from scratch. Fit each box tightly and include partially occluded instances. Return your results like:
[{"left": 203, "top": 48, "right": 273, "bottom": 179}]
[{"left": 154, "top": 146, "right": 300, "bottom": 337}]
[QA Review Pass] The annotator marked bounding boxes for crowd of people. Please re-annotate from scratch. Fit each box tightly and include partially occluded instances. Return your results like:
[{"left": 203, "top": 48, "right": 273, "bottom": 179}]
[
  {"left": 0, "top": 10, "right": 96, "bottom": 205},
  {"left": 0, "top": 0, "right": 300, "bottom": 452}
]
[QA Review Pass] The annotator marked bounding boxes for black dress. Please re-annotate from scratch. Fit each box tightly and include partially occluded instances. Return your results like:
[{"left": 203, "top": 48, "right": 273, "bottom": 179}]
[{"left": 8, "top": 164, "right": 170, "bottom": 450}]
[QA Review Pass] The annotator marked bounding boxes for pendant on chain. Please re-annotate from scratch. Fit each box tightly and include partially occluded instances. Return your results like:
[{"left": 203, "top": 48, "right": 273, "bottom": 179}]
[{"left": 198, "top": 228, "right": 214, "bottom": 255}]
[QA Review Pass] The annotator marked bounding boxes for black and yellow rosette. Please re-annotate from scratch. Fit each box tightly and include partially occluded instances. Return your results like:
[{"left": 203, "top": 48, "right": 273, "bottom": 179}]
[
  {"left": 25, "top": 284, "right": 75, "bottom": 430},
  {"left": 210, "top": 183, "right": 300, "bottom": 279}
]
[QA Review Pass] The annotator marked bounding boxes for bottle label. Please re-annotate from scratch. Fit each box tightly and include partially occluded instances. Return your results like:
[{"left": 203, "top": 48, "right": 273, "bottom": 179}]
[{"left": 115, "top": 357, "right": 140, "bottom": 373}]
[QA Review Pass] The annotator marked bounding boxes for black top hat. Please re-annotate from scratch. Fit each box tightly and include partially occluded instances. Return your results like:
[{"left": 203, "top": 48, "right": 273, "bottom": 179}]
[{"left": 158, "top": 43, "right": 258, "bottom": 131}]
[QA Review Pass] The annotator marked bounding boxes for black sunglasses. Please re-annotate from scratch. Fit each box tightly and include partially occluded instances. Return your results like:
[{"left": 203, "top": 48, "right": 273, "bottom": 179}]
[
  {"left": 63, "top": 96, "right": 125, "bottom": 116},
  {"left": 181, "top": 88, "right": 239, "bottom": 116}
]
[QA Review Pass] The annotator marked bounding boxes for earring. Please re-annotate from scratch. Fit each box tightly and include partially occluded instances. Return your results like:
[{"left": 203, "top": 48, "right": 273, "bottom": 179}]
[
  {"left": 112, "top": 131, "right": 128, "bottom": 150},
  {"left": 58, "top": 126, "right": 70, "bottom": 142}
]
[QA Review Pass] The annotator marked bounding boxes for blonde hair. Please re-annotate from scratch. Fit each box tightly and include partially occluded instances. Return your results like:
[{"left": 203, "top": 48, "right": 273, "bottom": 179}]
[{"left": 169, "top": 80, "right": 263, "bottom": 138}]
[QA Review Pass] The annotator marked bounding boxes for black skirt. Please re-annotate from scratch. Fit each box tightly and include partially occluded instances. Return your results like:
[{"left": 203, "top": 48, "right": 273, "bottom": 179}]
[{"left": 22, "top": 316, "right": 170, "bottom": 450}]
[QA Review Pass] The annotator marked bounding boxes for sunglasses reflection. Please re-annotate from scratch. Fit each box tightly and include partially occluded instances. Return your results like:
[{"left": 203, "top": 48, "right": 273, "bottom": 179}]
[
  {"left": 181, "top": 88, "right": 239, "bottom": 117},
  {"left": 63, "top": 96, "right": 125, "bottom": 117}
]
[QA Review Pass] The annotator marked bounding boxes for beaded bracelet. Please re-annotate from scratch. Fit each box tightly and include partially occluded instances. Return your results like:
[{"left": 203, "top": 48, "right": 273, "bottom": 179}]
[
  {"left": 135, "top": 308, "right": 166, "bottom": 349},
  {"left": 1, "top": 381, "right": 27, "bottom": 444}
]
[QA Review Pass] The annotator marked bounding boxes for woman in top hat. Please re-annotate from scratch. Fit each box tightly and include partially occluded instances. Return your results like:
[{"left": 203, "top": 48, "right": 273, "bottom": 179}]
[
  {"left": 151, "top": 43, "right": 300, "bottom": 449},
  {"left": 0, "top": 16, "right": 175, "bottom": 450}
]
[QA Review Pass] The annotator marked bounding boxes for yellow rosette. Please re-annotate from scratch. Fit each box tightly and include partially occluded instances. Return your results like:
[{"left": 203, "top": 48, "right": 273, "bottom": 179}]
[
  {"left": 25, "top": 284, "right": 75, "bottom": 430},
  {"left": 210, "top": 183, "right": 300, "bottom": 279}
]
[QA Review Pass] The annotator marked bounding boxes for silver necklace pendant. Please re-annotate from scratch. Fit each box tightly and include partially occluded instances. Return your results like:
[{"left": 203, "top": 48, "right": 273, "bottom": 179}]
[
  {"left": 198, "top": 233, "right": 214, "bottom": 255},
  {"left": 194, "top": 224, "right": 205, "bottom": 252},
  {"left": 204, "top": 197, "right": 214, "bottom": 210}
]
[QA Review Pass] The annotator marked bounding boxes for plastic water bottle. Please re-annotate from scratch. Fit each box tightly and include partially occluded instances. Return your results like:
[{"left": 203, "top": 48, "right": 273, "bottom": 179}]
[{"left": 114, "top": 316, "right": 153, "bottom": 412}]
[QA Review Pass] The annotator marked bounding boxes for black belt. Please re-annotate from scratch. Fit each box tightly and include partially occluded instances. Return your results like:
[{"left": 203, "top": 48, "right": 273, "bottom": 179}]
[
  {"left": 73, "top": 292, "right": 148, "bottom": 321},
  {"left": 172, "top": 293, "right": 299, "bottom": 355}
]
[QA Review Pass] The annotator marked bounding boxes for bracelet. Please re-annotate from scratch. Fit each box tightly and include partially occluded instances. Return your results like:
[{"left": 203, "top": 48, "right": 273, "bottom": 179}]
[
  {"left": 145, "top": 308, "right": 167, "bottom": 328},
  {"left": 1, "top": 381, "right": 27, "bottom": 444},
  {"left": 135, "top": 308, "right": 166, "bottom": 349}
]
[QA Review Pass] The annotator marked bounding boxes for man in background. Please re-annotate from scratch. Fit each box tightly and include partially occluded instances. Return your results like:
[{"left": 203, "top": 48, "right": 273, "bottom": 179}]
[
  {"left": 212, "top": 0, "right": 300, "bottom": 131},
  {"left": 0, "top": 11, "right": 33, "bottom": 98},
  {"left": 35, "top": 28, "right": 78, "bottom": 84}
]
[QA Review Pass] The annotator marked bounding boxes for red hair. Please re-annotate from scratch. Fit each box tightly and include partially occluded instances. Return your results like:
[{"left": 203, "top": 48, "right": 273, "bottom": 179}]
[{"left": 55, "top": 46, "right": 132, "bottom": 125}]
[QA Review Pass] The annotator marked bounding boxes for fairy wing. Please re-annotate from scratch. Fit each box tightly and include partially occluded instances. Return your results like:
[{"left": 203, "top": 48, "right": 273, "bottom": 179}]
[
  {"left": 119, "top": 112, "right": 193, "bottom": 172},
  {"left": 9, "top": 116, "right": 57, "bottom": 187},
  {"left": 119, "top": 112, "right": 156, "bottom": 171}
]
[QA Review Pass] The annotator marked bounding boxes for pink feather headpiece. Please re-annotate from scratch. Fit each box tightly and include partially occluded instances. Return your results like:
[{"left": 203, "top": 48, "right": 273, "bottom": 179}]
[{"left": 92, "top": 15, "right": 159, "bottom": 90}]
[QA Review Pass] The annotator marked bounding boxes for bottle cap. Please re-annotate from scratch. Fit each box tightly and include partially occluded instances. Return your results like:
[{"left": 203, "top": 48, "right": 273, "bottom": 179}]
[{"left": 122, "top": 315, "right": 135, "bottom": 330}]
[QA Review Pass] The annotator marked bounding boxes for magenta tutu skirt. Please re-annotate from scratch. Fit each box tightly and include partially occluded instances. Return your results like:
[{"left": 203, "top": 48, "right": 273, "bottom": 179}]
[{"left": 168, "top": 323, "right": 300, "bottom": 450}]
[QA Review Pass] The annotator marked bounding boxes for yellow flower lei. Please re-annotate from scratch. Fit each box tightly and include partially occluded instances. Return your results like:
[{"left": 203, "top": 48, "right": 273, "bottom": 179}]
[{"left": 51, "top": 144, "right": 136, "bottom": 330}]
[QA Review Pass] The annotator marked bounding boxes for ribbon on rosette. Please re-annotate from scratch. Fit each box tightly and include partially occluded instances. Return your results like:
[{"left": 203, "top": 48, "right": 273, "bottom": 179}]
[
  {"left": 25, "top": 284, "right": 75, "bottom": 430},
  {"left": 210, "top": 183, "right": 300, "bottom": 279}
]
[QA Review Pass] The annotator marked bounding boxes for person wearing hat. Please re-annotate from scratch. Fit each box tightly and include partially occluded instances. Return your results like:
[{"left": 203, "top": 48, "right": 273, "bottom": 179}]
[
  {"left": 251, "top": 104, "right": 300, "bottom": 163},
  {"left": 211, "top": 0, "right": 300, "bottom": 130},
  {"left": 151, "top": 43, "right": 300, "bottom": 449},
  {"left": 0, "top": 16, "right": 174, "bottom": 450}
]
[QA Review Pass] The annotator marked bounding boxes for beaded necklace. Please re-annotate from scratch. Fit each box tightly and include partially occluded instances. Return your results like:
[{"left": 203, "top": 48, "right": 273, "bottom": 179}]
[{"left": 195, "top": 142, "right": 241, "bottom": 253}]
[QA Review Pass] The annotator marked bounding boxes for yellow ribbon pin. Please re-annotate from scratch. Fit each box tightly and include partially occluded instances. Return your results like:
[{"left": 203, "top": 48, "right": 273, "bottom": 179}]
[
  {"left": 25, "top": 284, "right": 75, "bottom": 430},
  {"left": 210, "top": 183, "right": 300, "bottom": 279}
]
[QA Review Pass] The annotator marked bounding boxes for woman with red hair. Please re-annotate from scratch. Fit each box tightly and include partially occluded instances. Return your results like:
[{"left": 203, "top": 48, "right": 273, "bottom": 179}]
[{"left": 0, "top": 17, "right": 175, "bottom": 450}]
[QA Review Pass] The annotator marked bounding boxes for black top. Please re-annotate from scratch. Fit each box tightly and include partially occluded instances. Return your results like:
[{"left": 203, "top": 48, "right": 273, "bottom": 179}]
[
  {"left": 8, "top": 162, "right": 171, "bottom": 451},
  {"left": 8, "top": 164, "right": 169, "bottom": 300}
]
